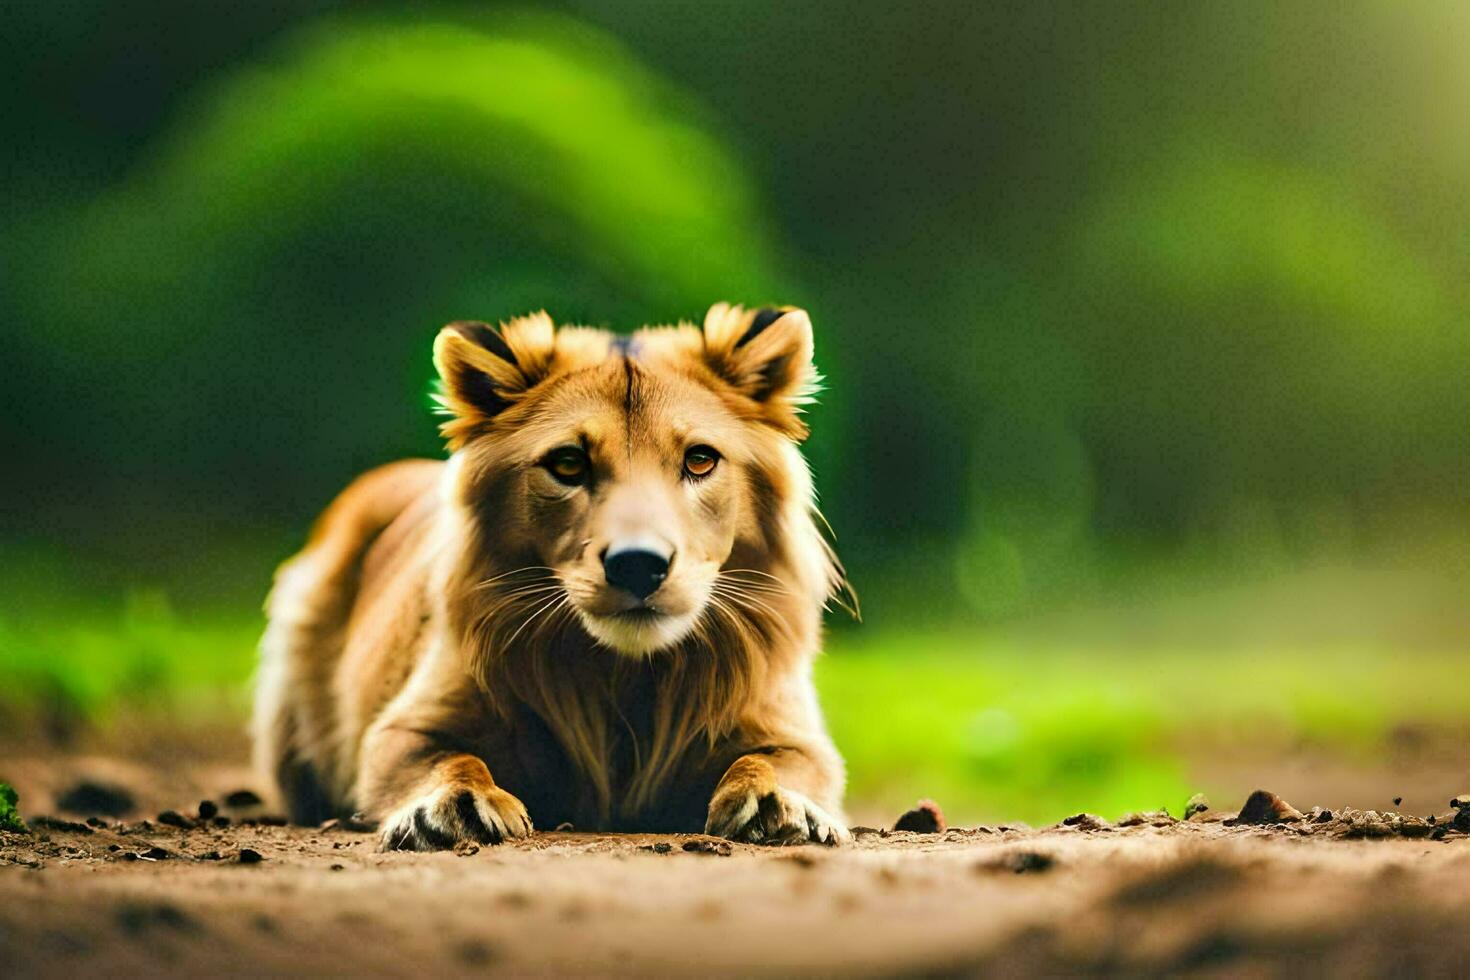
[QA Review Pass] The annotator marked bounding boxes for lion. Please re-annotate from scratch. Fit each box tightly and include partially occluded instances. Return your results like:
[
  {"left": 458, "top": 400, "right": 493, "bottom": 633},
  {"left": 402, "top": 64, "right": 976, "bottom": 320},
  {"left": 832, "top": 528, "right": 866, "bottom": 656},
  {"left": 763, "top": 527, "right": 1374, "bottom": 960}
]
[{"left": 252, "top": 303, "right": 853, "bottom": 850}]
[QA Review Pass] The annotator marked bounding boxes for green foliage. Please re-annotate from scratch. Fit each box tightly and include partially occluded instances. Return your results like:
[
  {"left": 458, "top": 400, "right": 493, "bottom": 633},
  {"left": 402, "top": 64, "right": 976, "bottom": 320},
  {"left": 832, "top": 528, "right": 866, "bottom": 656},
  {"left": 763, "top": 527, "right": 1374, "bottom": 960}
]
[
  {"left": 7, "top": 3, "right": 1470, "bottom": 622},
  {"left": 0, "top": 595, "right": 255, "bottom": 735},
  {"left": 0, "top": 782, "right": 26, "bottom": 834},
  {"left": 5, "top": 10, "right": 784, "bottom": 548}
]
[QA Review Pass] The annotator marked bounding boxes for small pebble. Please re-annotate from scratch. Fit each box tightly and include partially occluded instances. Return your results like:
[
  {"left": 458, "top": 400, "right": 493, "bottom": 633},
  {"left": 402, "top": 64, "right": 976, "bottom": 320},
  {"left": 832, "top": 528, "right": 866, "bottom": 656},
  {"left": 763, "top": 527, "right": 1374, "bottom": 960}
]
[
  {"left": 893, "top": 799, "right": 946, "bottom": 834},
  {"left": 198, "top": 800, "right": 219, "bottom": 821},
  {"left": 1233, "top": 789, "right": 1303, "bottom": 825},
  {"left": 156, "top": 810, "right": 191, "bottom": 829},
  {"left": 224, "top": 790, "right": 263, "bottom": 808},
  {"left": 238, "top": 848, "right": 265, "bottom": 864},
  {"left": 1061, "top": 813, "right": 1111, "bottom": 831}
]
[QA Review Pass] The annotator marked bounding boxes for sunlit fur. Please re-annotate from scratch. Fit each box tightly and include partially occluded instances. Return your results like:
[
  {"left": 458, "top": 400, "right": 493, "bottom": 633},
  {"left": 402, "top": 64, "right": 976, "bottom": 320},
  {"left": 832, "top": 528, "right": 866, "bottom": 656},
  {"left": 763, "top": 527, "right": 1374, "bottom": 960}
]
[{"left": 253, "top": 304, "right": 852, "bottom": 845}]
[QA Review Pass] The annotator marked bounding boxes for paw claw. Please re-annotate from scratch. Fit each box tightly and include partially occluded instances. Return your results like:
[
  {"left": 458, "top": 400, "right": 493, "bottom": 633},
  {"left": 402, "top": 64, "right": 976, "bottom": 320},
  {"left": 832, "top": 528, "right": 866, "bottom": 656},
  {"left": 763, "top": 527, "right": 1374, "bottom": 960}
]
[
  {"left": 380, "top": 784, "right": 532, "bottom": 852},
  {"left": 706, "top": 785, "right": 847, "bottom": 847}
]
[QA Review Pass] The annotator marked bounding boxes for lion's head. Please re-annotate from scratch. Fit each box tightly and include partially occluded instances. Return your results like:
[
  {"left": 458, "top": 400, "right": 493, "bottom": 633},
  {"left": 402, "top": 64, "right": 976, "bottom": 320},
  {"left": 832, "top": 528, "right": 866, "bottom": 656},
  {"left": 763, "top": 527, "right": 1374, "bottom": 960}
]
[{"left": 432, "top": 303, "right": 844, "bottom": 659}]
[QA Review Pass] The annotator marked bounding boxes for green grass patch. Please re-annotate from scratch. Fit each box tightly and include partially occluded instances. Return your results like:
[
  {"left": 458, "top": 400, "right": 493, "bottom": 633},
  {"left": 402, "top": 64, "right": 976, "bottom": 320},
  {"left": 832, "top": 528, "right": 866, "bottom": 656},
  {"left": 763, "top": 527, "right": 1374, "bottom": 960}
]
[
  {"left": 818, "top": 632, "right": 1470, "bottom": 824},
  {"left": 0, "top": 592, "right": 256, "bottom": 733},
  {"left": 0, "top": 782, "right": 26, "bottom": 833}
]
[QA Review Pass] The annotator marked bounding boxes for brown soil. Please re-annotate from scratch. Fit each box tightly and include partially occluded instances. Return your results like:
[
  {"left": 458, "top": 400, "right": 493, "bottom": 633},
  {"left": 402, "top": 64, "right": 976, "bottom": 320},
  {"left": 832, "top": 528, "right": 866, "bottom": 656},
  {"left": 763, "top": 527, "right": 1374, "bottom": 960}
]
[{"left": 5, "top": 754, "right": 1470, "bottom": 977}]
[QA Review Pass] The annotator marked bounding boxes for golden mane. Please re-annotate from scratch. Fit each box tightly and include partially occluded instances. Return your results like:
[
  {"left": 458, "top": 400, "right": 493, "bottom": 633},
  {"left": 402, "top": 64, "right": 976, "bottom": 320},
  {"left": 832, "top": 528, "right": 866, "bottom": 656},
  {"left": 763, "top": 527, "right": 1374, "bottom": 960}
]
[{"left": 453, "top": 525, "right": 816, "bottom": 822}]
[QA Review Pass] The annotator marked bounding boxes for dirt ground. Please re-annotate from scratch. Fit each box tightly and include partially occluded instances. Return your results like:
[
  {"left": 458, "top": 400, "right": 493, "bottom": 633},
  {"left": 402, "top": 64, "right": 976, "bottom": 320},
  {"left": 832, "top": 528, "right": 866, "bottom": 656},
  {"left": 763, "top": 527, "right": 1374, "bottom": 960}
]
[{"left": 4, "top": 743, "right": 1470, "bottom": 978}]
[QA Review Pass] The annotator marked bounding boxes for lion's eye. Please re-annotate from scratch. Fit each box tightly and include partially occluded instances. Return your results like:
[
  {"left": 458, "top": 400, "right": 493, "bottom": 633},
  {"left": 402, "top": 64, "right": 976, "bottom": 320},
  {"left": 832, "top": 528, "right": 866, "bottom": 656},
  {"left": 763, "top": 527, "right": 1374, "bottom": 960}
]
[
  {"left": 545, "top": 447, "right": 589, "bottom": 485},
  {"left": 683, "top": 445, "right": 719, "bottom": 479}
]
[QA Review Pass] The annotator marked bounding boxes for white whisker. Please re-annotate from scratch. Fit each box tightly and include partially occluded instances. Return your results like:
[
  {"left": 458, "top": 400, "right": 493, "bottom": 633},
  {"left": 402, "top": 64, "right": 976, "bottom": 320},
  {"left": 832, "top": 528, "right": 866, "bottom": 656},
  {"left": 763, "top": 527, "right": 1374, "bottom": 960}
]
[
  {"left": 473, "top": 565, "right": 559, "bottom": 590},
  {"left": 502, "top": 591, "right": 569, "bottom": 649},
  {"left": 711, "top": 583, "right": 785, "bottom": 622}
]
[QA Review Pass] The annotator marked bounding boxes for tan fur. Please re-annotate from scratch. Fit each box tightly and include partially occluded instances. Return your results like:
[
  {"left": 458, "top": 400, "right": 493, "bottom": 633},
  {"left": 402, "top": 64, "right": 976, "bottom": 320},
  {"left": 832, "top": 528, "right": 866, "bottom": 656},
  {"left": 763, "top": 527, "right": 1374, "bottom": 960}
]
[{"left": 253, "top": 305, "right": 851, "bottom": 848}]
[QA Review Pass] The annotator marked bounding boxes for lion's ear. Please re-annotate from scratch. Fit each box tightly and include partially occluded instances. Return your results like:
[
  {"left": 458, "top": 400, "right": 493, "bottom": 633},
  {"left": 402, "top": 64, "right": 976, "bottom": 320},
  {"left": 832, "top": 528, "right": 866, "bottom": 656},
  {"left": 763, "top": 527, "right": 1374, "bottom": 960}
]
[
  {"left": 702, "top": 303, "right": 820, "bottom": 439},
  {"left": 432, "top": 312, "right": 556, "bottom": 446}
]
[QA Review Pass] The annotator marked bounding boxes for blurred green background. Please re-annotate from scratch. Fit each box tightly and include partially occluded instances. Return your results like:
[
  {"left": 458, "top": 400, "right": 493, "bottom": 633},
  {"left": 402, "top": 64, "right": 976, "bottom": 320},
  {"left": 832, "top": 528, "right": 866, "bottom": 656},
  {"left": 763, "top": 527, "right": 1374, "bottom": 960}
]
[{"left": 4, "top": 2, "right": 1469, "bottom": 824}]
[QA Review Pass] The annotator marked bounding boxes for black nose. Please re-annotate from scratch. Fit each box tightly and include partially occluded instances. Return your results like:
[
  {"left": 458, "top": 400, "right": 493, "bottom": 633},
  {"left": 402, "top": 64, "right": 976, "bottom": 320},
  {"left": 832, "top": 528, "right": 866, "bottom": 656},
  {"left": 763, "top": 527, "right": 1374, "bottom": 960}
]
[{"left": 603, "top": 548, "right": 670, "bottom": 600}]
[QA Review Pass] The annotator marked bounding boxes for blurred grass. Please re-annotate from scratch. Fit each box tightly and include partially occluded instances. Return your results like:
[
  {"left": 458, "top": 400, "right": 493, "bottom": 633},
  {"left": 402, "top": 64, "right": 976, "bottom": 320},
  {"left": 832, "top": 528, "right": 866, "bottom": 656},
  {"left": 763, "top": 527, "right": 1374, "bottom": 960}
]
[
  {"left": 819, "top": 634, "right": 1470, "bottom": 823},
  {"left": 4, "top": 592, "right": 1466, "bottom": 825},
  {"left": 0, "top": 595, "right": 256, "bottom": 736}
]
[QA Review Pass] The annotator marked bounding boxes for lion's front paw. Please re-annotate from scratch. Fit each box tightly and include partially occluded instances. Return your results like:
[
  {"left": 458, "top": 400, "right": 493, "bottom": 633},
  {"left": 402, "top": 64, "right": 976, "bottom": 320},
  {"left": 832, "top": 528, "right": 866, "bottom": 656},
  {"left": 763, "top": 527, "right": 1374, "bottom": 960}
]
[
  {"left": 705, "top": 783, "right": 850, "bottom": 846},
  {"left": 380, "top": 782, "right": 532, "bottom": 852}
]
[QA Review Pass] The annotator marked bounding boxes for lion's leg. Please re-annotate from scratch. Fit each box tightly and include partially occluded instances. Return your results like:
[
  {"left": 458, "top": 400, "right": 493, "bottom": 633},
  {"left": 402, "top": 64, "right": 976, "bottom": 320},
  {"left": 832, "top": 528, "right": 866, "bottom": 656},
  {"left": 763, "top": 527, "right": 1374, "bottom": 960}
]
[
  {"left": 705, "top": 748, "right": 850, "bottom": 845},
  {"left": 358, "top": 725, "right": 532, "bottom": 851}
]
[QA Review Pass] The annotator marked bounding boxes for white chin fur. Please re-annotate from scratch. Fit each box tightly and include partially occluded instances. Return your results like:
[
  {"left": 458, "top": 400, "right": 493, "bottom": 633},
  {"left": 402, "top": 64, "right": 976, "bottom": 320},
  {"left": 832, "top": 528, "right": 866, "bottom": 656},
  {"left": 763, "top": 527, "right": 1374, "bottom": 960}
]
[{"left": 579, "top": 609, "right": 698, "bottom": 655}]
